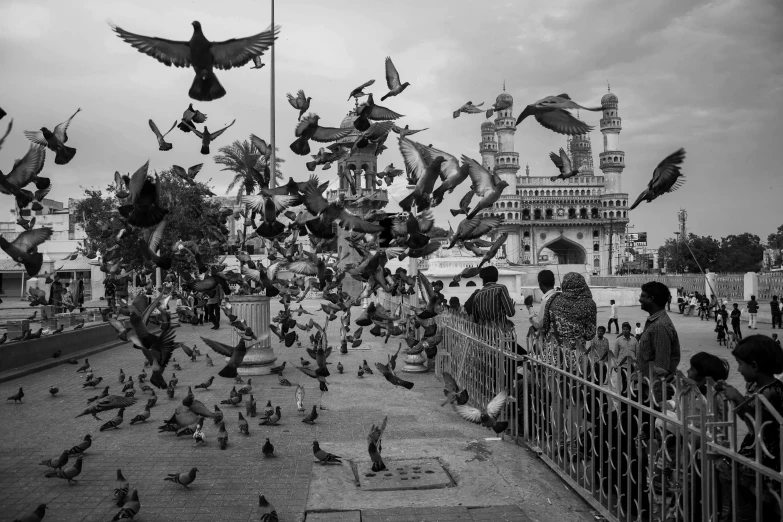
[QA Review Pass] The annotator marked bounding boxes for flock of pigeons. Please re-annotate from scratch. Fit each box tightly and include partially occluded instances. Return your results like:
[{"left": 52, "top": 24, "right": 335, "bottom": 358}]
[{"left": 1, "top": 17, "right": 690, "bottom": 522}]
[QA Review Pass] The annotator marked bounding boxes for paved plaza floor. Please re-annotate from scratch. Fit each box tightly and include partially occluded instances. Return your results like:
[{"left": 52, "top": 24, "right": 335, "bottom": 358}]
[{"left": 0, "top": 299, "right": 597, "bottom": 522}]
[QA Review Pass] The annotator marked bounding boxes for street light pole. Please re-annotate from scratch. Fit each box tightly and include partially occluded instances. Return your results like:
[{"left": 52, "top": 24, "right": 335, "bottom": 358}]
[
  {"left": 269, "top": 0, "right": 276, "bottom": 189},
  {"left": 674, "top": 231, "right": 681, "bottom": 274}
]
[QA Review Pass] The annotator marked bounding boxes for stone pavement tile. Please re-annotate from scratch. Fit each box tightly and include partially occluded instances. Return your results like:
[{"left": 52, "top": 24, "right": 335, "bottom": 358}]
[
  {"left": 305, "top": 510, "right": 361, "bottom": 522},
  {"left": 468, "top": 505, "right": 531, "bottom": 521},
  {"left": 361, "top": 506, "right": 472, "bottom": 522}
]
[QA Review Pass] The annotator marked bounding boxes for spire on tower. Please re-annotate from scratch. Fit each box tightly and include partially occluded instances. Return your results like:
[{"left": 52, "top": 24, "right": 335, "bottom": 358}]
[
  {"left": 525, "top": 163, "right": 530, "bottom": 176},
  {"left": 503, "top": 79, "right": 505, "bottom": 92},
  {"left": 607, "top": 79, "right": 611, "bottom": 92}
]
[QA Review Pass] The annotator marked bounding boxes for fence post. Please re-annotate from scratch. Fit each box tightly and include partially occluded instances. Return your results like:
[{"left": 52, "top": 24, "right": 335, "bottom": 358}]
[
  {"left": 743, "top": 272, "right": 758, "bottom": 301},
  {"left": 705, "top": 271, "right": 716, "bottom": 297}
]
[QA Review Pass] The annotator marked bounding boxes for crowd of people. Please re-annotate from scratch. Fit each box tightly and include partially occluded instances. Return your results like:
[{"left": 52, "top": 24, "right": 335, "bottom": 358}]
[
  {"left": 447, "top": 268, "right": 783, "bottom": 521},
  {"left": 46, "top": 273, "right": 85, "bottom": 313}
]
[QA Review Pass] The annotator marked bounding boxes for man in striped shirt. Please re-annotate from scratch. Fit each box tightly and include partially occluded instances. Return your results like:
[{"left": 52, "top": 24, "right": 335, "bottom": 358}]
[{"left": 464, "top": 266, "right": 516, "bottom": 327}]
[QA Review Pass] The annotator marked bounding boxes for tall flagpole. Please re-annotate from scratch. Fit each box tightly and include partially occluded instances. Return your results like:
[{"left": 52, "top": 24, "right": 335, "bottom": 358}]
[{"left": 269, "top": 0, "right": 276, "bottom": 189}]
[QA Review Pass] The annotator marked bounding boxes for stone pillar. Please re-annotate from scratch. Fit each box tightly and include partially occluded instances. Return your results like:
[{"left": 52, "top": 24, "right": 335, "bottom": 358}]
[
  {"left": 229, "top": 295, "right": 278, "bottom": 375},
  {"left": 705, "top": 271, "right": 716, "bottom": 297},
  {"left": 403, "top": 243, "right": 428, "bottom": 373},
  {"left": 744, "top": 272, "right": 758, "bottom": 301}
]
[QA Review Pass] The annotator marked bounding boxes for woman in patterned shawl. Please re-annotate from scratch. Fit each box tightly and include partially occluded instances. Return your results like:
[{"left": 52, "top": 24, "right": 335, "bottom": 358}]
[{"left": 541, "top": 272, "right": 597, "bottom": 348}]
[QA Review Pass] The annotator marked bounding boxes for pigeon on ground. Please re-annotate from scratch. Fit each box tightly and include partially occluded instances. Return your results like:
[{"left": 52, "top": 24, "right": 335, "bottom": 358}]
[
  {"left": 164, "top": 467, "right": 198, "bottom": 489},
  {"left": 7, "top": 387, "right": 24, "bottom": 403},
  {"left": 44, "top": 456, "right": 83, "bottom": 484},
  {"left": 39, "top": 450, "right": 69, "bottom": 470},
  {"left": 113, "top": 481, "right": 128, "bottom": 507},
  {"left": 109, "top": 22, "right": 280, "bottom": 101},
  {"left": 24, "top": 108, "right": 81, "bottom": 164},
  {"left": 217, "top": 421, "right": 228, "bottom": 449},
  {"left": 312, "top": 441, "right": 342, "bottom": 464},
  {"left": 100, "top": 408, "right": 126, "bottom": 431},
  {"left": 49, "top": 386, "right": 59, "bottom": 396},
  {"left": 77, "top": 395, "right": 137, "bottom": 420},
  {"left": 112, "top": 489, "right": 140, "bottom": 520},
  {"left": 195, "top": 376, "right": 214, "bottom": 390},
  {"left": 67, "top": 435, "right": 92, "bottom": 455},
  {"left": 12, "top": 503, "right": 47, "bottom": 522},
  {"left": 302, "top": 404, "right": 318, "bottom": 424},
  {"left": 262, "top": 438, "right": 275, "bottom": 457},
  {"left": 238, "top": 412, "right": 249, "bottom": 435}
]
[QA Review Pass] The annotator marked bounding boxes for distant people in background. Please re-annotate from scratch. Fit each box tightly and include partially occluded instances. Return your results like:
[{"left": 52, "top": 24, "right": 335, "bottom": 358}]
[
  {"left": 687, "top": 294, "right": 698, "bottom": 316},
  {"left": 49, "top": 275, "right": 64, "bottom": 312},
  {"left": 730, "top": 303, "right": 743, "bottom": 340},
  {"left": 718, "top": 303, "right": 729, "bottom": 329},
  {"left": 666, "top": 291, "right": 672, "bottom": 312},
  {"left": 607, "top": 299, "right": 619, "bottom": 334},
  {"left": 747, "top": 295, "right": 759, "bottom": 330},
  {"left": 104, "top": 278, "right": 116, "bottom": 312},
  {"left": 114, "top": 273, "right": 130, "bottom": 308},
  {"left": 634, "top": 322, "right": 642, "bottom": 340},
  {"left": 61, "top": 283, "right": 74, "bottom": 310},
  {"left": 715, "top": 315, "right": 727, "bottom": 346},
  {"left": 591, "top": 326, "right": 610, "bottom": 361},
  {"left": 677, "top": 289, "right": 686, "bottom": 314},
  {"left": 615, "top": 321, "right": 639, "bottom": 360},
  {"left": 464, "top": 266, "right": 516, "bottom": 328},
  {"left": 541, "top": 272, "right": 597, "bottom": 349},
  {"left": 772, "top": 333, "right": 780, "bottom": 348},
  {"left": 772, "top": 295, "right": 781, "bottom": 329},
  {"left": 710, "top": 294, "right": 718, "bottom": 321},
  {"left": 699, "top": 295, "right": 709, "bottom": 320},
  {"left": 75, "top": 274, "right": 85, "bottom": 307},
  {"left": 206, "top": 284, "right": 224, "bottom": 330},
  {"left": 448, "top": 297, "right": 462, "bottom": 315}
]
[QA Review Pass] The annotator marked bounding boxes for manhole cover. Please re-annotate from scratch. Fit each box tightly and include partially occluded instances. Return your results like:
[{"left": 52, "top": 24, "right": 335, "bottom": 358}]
[{"left": 354, "top": 458, "right": 454, "bottom": 491}]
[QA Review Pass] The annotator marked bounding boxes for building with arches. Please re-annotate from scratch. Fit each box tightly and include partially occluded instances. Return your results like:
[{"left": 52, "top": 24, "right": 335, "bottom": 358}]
[{"left": 474, "top": 86, "right": 629, "bottom": 275}]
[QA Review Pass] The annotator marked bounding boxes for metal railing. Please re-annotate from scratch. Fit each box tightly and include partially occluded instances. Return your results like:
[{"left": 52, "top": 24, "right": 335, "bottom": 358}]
[
  {"left": 714, "top": 273, "right": 745, "bottom": 300},
  {"left": 592, "top": 275, "right": 706, "bottom": 296},
  {"left": 759, "top": 272, "right": 783, "bottom": 301}
]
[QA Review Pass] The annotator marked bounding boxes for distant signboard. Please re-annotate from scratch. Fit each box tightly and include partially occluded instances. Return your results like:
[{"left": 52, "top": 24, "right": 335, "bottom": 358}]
[
  {"left": 635, "top": 232, "right": 648, "bottom": 247},
  {"left": 626, "top": 233, "right": 639, "bottom": 241}
]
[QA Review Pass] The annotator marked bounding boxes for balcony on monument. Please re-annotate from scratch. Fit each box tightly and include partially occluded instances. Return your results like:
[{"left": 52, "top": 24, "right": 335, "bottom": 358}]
[{"left": 326, "top": 188, "right": 389, "bottom": 205}]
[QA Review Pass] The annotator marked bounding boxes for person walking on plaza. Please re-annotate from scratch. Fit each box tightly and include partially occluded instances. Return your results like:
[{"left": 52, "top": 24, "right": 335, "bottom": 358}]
[
  {"left": 615, "top": 322, "right": 639, "bottom": 361},
  {"left": 730, "top": 302, "right": 743, "bottom": 340},
  {"left": 464, "top": 266, "right": 516, "bottom": 327},
  {"left": 634, "top": 322, "right": 642, "bottom": 340},
  {"left": 637, "top": 281, "right": 681, "bottom": 398},
  {"left": 747, "top": 295, "right": 759, "bottom": 330},
  {"left": 541, "top": 272, "right": 597, "bottom": 349},
  {"left": 772, "top": 295, "right": 781, "bottom": 329},
  {"left": 607, "top": 299, "right": 619, "bottom": 334},
  {"left": 206, "top": 284, "right": 224, "bottom": 330}
]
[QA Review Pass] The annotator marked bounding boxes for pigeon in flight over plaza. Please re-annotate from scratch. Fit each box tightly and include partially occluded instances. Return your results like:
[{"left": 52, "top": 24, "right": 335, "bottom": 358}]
[
  {"left": 178, "top": 103, "right": 207, "bottom": 132},
  {"left": 251, "top": 55, "right": 265, "bottom": 69},
  {"left": 397, "top": 138, "right": 446, "bottom": 211},
  {"left": 515, "top": 94, "right": 602, "bottom": 135},
  {"left": 453, "top": 101, "right": 484, "bottom": 118},
  {"left": 629, "top": 148, "right": 686, "bottom": 210},
  {"left": 286, "top": 90, "right": 311, "bottom": 121},
  {"left": 0, "top": 142, "right": 47, "bottom": 210},
  {"left": 171, "top": 163, "right": 204, "bottom": 185},
  {"left": 348, "top": 79, "right": 375, "bottom": 101},
  {"left": 109, "top": 21, "right": 280, "bottom": 101},
  {"left": 182, "top": 119, "right": 236, "bottom": 155},
  {"left": 549, "top": 147, "right": 580, "bottom": 181},
  {"left": 24, "top": 108, "right": 81, "bottom": 165},
  {"left": 485, "top": 94, "right": 513, "bottom": 118},
  {"left": 117, "top": 160, "right": 169, "bottom": 228},
  {"left": 353, "top": 94, "right": 403, "bottom": 132},
  {"left": 462, "top": 155, "right": 509, "bottom": 218},
  {"left": 0, "top": 228, "right": 52, "bottom": 277},
  {"left": 454, "top": 390, "right": 509, "bottom": 435},
  {"left": 290, "top": 114, "right": 352, "bottom": 156},
  {"left": 148, "top": 119, "right": 177, "bottom": 151},
  {"left": 392, "top": 124, "right": 428, "bottom": 140},
  {"left": 381, "top": 57, "right": 410, "bottom": 101}
]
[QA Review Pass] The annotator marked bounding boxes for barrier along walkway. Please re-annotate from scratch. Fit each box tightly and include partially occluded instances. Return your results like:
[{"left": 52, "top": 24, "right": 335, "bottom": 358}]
[{"left": 432, "top": 316, "right": 783, "bottom": 522}]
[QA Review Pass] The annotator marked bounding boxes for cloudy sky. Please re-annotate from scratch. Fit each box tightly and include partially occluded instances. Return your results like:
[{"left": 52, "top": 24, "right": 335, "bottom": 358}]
[{"left": 1, "top": 0, "right": 781, "bottom": 249}]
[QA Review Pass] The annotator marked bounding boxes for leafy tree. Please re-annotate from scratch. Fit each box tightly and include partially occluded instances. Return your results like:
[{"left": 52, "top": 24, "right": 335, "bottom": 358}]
[
  {"left": 659, "top": 232, "right": 764, "bottom": 274},
  {"left": 768, "top": 224, "right": 783, "bottom": 250},
  {"left": 429, "top": 226, "right": 449, "bottom": 238},
  {"left": 213, "top": 138, "right": 285, "bottom": 203},
  {"left": 716, "top": 233, "right": 764, "bottom": 272},
  {"left": 72, "top": 170, "right": 223, "bottom": 277}
]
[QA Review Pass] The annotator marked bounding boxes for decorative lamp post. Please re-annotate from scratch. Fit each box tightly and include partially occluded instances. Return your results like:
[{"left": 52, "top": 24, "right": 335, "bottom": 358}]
[{"left": 229, "top": 295, "right": 277, "bottom": 374}]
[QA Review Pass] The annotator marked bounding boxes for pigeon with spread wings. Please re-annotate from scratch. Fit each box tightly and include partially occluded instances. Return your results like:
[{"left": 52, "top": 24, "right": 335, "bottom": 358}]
[
  {"left": 290, "top": 113, "right": 352, "bottom": 156},
  {"left": 171, "top": 163, "right": 204, "bottom": 185},
  {"left": 348, "top": 79, "right": 375, "bottom": 101},
  {"left": 353, "top": 94, "right": 403, "bottom": 132},
  {"left": 441, "top": 372, "right": 469, "bottom": 406},
  {"left": 200, "top": 337, "right": 249, "bottom": 378},
  {"left": 286, "top": 90, "right": 311, "bottom": 121},
  {"left": 139, "top": 219, "right": 172, "bottom": 269},
  {"left": 117, "top": 161, "right": 169, "bottom": 228},
  {"left": 178, "top": 103, "right": 207, "bottom": 132},
  {"left": 301, "top": 175, "right": 383, "bottom": 238},
  {"left": 629, "top": 148, "right": 686, "bottom": 210},
  {"left": 515, "top": 94, "right": 601, "bottom": 135},
  {"left": 549, "top": 147, "right": 580, "bottom": 181},
  {"left": 381, "top": 56, "right": 410, "bottom": 101},
  {"left": 109, "top": 21, "right": 280, "bottom": 101},
  {"left": 453, "top": 101, "right": 484, "bottom": 119},
  {"left": 0, "top": 227, "right": 52, "bottom": 277},
  {"left": 0, "top": 142, "right": 46, "bottom": 209},
  {"left": 397, "top": 138, "right": 446, "bottom": 212},
  {"left": 447, "top": 216, "right": 502, "bottom": 249},
  {"left": 182, "top": 119, "right": 236, "bottom": 155},
  {"left": 24, "top": 108, "right": 81, "bottom": 164},
  {"left": 148, "top": 119, "right": 177, "bottom": 151},
  {"left": 462, "top": 155, "right": 509, "bottom": 219},
  {"left": 454, "top": 390, "right": 509, "bottom": 434}
]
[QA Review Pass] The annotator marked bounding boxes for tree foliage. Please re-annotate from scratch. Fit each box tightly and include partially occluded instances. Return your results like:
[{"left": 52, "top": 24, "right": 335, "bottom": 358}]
[
  {"left": 72, "top": 170, "right": 223, "bottom": 275},
  {"left": 768, "top": 224, "right": 783, "bottom": 250},
  {"left": 429, "top": 226, "right": 449, "bottom": 238},
  {"left": 213, "top": 138, "right": 285, "bottom": 203},
  {"left": 658, "top": 232, "right": 764, "bottom": 273}
]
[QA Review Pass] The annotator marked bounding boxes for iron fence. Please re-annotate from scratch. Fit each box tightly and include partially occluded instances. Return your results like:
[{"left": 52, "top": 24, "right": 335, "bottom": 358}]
[
  {"left": 759, "top": 272, "right": 783, "bottom": 301},
  {"left": 714, "top": 274, "right": 745, "bottom": 300},
  {"left": 592, "top": 275, "right": 706, "bottom": 296},
  {"left": 431, "top": 314, "right": 783, "bottom": 521}
]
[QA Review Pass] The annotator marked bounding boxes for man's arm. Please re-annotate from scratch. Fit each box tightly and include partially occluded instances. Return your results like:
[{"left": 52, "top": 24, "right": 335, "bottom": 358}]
[
  {"left": 499, "top": 286, "right": 516, "bottom": 317},
  {"left": 649, "top": 324, "right": 673, "bottom": 376},
  {"left": 464, "top": 291, "right": 477, "bottom": 316}
]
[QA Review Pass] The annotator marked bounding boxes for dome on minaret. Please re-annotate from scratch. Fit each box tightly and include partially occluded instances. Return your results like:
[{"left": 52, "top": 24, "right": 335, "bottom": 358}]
[
  {"left": 496, "top": 92, "right": 513, "bottom": 106},
  {"left": 601, "top": 91, "right": 618, "bottom": 106},
  {"left": 340, "top": 110, "right": 359, "bottom": 129},
  {"left": 481, "top": 120, "right": 495, "bottom": 131}
]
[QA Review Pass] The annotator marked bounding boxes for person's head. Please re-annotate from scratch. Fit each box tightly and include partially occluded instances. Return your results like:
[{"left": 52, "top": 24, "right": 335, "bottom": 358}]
[
  {"left": 479, "top": 266, "right": 498, "bottom": 284},
  {"left": 774, "top": 295, "right": 779, "bottom": 302},
  {"left": 597, "top": 326, "right": 606, "bottom": 338},
  {"left": 523, "top": 295, "right": 534, "bottom": 307},
  {"left": 772, "top": 333, "right": 778, "bottom": 341},
  {"left": 721, "top": 304, "right": 726, "bottom": 310},
  {"left": 687, "top": 352, "right": 730, "bottom": 387},
  {"left": 449, "top": 297, "right": 460, "bottom": 310},
  {"left": 432, "top": 280, "right": 444, "bottom": 292},
  {"left": 640, "top": 281, "right": 670, "bottom": 313},
  {"left": 610, "top": 299, "right": 615, "bottom": 305},
  {"left": 537, "top": 269, "right": 555, "bottom": 292},
  {"left": 635, "top": 322, "right": 641, "bottom": 327},
  {"left": 751, "top": 295, "right": 756, "bottom": 301},
  {"left": 621, "top": 322, "right": 632, "bottom": 337},
  {"left": 733, "top": 303, "right": 738, "bottom": 309},
  {"left": 732, "top": 335, "right": 783, "bottom": 383},
  {"left": 711, "top": 294, "right": 715, "bottom": 299}
]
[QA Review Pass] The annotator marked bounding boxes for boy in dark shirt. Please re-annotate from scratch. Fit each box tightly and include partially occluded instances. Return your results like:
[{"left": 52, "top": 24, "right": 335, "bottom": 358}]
[
  {"left": 730, "top": 303, "right": 742, "bottom": 340},
  {"left": 747, "top": 295, "right": 759, "bottom": 330},
  {"left": 772, "top": 295, "right": 781, "bottom": 329}
]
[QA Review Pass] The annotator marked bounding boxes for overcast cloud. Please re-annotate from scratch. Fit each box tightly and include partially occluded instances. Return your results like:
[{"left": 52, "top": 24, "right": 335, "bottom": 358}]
[{"left": 1, "top": 0, "right": 781, "bottom": 246}]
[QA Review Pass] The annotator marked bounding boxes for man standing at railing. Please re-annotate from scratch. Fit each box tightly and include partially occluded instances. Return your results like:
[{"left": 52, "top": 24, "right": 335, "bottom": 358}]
[
  {"left": 527, "top": 269, "right": 557, "bottom": 336},
  {"left": 637, "top": 281, "right": 681, "bottom": 402},
  {"left": 463, "top": 266, "right": 515, "bottom": 329}
]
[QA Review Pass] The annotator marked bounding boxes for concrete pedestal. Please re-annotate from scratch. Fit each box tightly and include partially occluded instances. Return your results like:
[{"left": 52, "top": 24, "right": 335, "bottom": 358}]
[
  {"left": 402, "top": 352, "right": 429, "bottom": 373},
  {"left": 228, "top": 295, "right": 278, "bottom": 375}
]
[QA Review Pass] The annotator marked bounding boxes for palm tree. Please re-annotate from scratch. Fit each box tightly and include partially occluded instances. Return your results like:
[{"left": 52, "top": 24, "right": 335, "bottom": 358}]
[{"left": 213, "top": 138, "right": 285, "bottom": 203}]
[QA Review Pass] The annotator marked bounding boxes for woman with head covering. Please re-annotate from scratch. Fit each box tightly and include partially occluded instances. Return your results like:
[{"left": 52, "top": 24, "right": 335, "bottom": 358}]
[{"left": 541, "top": 272, "right": 597, "bottom": 350}]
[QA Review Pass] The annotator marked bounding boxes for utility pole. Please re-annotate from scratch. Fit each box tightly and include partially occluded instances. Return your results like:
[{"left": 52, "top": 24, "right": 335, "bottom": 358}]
[
  {"left": 674, "top": 231, "right": 681, "bottom": 274},
  {"left": 269, "top": 0, "right": 276, "bottom": 189}
]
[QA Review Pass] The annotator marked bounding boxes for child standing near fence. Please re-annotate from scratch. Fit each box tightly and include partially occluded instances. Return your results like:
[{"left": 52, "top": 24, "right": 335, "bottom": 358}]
[
  {"left": 718, "top": 335, "right": 783, "bottom": 521},
  {"left": 716, "top": 316, "right": 727, "bottom": 346},
  {"left": 730, "top": 303, "right": 743, "bottom": 340}
]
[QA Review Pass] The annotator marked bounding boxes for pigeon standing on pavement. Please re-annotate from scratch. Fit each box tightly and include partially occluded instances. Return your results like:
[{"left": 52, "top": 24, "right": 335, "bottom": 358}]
[
  {"left": 7, "top": 387, "right": 24, "bottom": 403},
  {"left": 45, "top": 456, "right": 83, "bottom": 484},
  {"left": 238, "top": 412, "right": 249, "bottom": 435},
  {"left": 262, "top": 438, "right": 275, "bottom": 457},
  {"left": 39, "top": 450, "right": 69, "bottom": 470},
  {"left": 12, "top": 503, "right": 48, "bottom": 522},
  {"left": 112, "top": 489, "right": 140, "bottom": 520},
  {"left": 312, "top": 441, "right": 342, "bottom": 465},
  {"left": 164, "top": 467, "right": 198, "bottom": 489},
  {"left": 302, "top": 405, "right": 318, "bottom": 424},
  {"left": 109, "top": 22, "right": 280, "bottom": 101}
]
